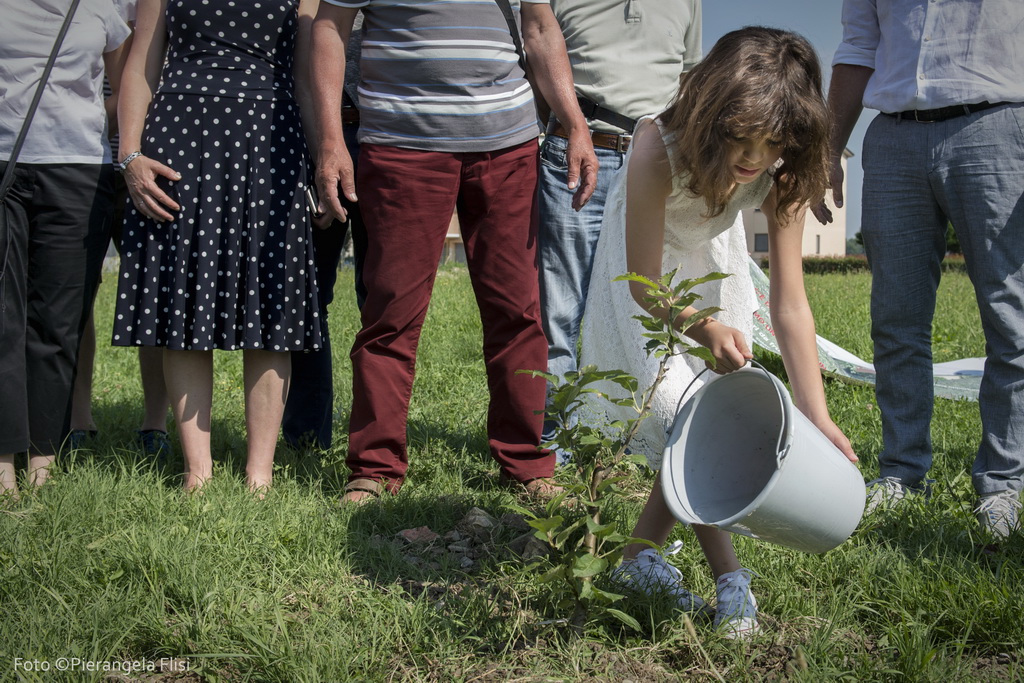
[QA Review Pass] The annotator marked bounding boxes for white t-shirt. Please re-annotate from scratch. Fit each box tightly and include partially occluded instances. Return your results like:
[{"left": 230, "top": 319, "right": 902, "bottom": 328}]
[
  {"left": 113, "top": 0, "right": 136, "bottom": 22},
  {"left": 0, "top": 0, "right": 131, "bottom": 164}
]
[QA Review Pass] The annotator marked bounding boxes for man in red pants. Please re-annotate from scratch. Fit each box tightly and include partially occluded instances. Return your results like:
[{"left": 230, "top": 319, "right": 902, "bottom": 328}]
[{"left": 310, "top": 0, "right": 597, "bottom": 502}]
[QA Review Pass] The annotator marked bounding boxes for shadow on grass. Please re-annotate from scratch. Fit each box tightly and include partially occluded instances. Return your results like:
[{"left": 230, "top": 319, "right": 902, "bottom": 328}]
[
  {"left": 343, "top": 493, "right": 483, "bottom": 581},
  {"left": 856, "top": 492, "right": 1024, "bottom": 570},
  {"left": 276, "top": 415, "right": 511, "bottom": 501},
  {"left": 61, "top": 401, "right": 519, "bottom": 528},
  {"left": 336, "top": 491, "right": 553, "bottom": 657}
]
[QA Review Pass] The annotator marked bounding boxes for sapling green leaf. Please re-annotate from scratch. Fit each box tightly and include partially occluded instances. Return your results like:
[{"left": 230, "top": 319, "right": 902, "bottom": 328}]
[
  {"left": 539, "top": 565, "right": 567, "bottom": 584},
  {"left": 510, "top": 267, "right": 731, "bottom": 635},
  {"left": 585, "top": 518, "right": 619, "bottom": 538},
  {"left": 528, "top": 516, "right": 565, "bottom": 536},
  {"left": 605, "top": 608, "right": 642, "bottom": 632},
  {"left": 686, "top": 346, "right": 716, "bottom": 365},
  {"left": 554, "top": 518, "right": 587, "bottom": 548},
  {"left": 572, "top": 554, "right": 608, "bottom": 578}
]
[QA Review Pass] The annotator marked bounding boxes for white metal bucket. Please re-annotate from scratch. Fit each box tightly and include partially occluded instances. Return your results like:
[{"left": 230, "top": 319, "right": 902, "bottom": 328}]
[{"left": 661, "top": 365, "right": 865, "bottom": 554}]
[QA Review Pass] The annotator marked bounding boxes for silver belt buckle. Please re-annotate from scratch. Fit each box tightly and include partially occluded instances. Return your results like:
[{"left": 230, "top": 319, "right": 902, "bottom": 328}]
[{"left": 616, "top": 134, "right": 632, "bottom": 153}]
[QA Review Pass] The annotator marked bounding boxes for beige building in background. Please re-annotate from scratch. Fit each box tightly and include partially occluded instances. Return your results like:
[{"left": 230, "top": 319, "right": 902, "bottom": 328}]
[{"left": 744, "top": 149, "right": 853, "bottom": 258}]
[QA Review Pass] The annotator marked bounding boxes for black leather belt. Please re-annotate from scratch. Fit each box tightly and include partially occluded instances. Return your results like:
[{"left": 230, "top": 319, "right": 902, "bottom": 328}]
[{"left": 885, "top": 100, "right": 1007, "bottom": 123}]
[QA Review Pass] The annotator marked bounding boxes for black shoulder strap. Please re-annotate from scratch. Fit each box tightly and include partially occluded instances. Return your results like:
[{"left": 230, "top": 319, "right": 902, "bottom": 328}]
[
  {"left": 492, "top": 0, "right": 528, "bottom": 73},
  {"left": 575, "top": 95, "right": 638, "bottom": 134},
  {"left": 1, "top": 0, "right": 83, "bottom": 199},
  {"left": 493, "top": 0, "right": 637, "bottom": 134}
]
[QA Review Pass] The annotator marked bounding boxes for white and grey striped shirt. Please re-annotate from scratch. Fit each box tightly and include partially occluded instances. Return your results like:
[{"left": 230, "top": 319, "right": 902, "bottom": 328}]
[{"left": 324, "top": 0, "right": 548, "bottom": 152}]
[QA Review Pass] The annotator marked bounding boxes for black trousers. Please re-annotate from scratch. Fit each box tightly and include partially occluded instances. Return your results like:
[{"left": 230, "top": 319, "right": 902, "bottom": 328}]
[{"left": 0, "top": 162, "right": 113, "bottom": 455}]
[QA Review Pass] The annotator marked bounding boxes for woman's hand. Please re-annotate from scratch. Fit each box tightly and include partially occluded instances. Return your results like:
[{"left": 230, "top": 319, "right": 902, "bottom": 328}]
[
  {"left": 812, "top": 416, "right": 858, "bottom": 463},
  {"left": 123, "top": 154, "right": 182, "bottom": 222},
  {"left": 687, "top": 319, "right": 753, "bottom": 374}
]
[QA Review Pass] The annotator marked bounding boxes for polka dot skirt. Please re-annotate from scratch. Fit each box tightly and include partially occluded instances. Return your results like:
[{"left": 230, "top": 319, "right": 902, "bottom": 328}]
[{"left": 112, "top": 0, "right": 322, "bottom": 352}]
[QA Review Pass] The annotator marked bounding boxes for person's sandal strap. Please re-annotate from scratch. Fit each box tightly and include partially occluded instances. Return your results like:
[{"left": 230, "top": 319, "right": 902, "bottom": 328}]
[
  {"left": 341, "top": 478, "right": 384, "bottom": 504},
  {"left": 524, "top": 478, "right": 562, "bottom": 497},
  {"left": 499, "top": 473, "right": 563, "bottom": 501}
]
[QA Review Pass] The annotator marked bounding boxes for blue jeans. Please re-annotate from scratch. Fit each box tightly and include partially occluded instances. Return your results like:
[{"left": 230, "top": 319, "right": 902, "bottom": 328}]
[
  {"left": 537, "top": 134, "right": 625, "bottom": 440},
  {"left": 861, "top": 104, "right": 1024, "bottom": 496},
  {"left": 282, "top": 122, "right": 366, "bottom": 449}
]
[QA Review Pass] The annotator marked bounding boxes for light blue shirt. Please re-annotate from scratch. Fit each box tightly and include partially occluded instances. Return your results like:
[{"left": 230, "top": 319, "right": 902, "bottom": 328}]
[{"left": 834, "top": 0, "right": 1024, "bottom": 113}]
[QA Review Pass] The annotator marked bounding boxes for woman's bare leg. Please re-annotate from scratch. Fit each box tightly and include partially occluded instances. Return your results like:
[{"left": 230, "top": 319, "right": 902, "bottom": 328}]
[
  {"left": 26, "top": 454, "right": 56, "bottom": 488},
  {"left": 624, "top": 471, "right": 741, "bottom": 580},
  {"left": 0, "top": 454, "right": 16, "bottom": 499},
  {"left": 242, "top": 349, "right": 290, "bottom": 493},
  {"left": 138, "top": 346, "right": 170, "bottom": 432},
  {"left": 164, "top": 349, "right": 214, "bottom": 491}
]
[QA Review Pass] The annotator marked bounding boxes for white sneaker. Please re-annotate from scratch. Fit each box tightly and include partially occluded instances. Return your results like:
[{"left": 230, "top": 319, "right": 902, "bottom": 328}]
[
  {"left": 611, "top": 541, "right": 711, "bottom": 616},
  {"left": 714, "top": 568, "right": 760, "bottom": 639},
  {"left": 865, "top": 476, "right": 934, "bottom": 513},
  {"left": 975, "top": 490, "right": 1022, "bottom": 541},
  {"left": 865, "top": 476, "right": 909, "bottom": 513}
]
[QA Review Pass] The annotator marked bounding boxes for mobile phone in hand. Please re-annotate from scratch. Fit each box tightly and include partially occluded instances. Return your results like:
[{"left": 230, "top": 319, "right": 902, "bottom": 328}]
[{"left": 305, "top": 183, "right": 325, "bottom": 217}]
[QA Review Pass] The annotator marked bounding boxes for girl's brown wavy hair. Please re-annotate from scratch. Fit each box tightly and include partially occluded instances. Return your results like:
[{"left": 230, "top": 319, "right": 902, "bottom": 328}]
[{"left": 658, "top": 26, "right": 830, "bottom": 222}]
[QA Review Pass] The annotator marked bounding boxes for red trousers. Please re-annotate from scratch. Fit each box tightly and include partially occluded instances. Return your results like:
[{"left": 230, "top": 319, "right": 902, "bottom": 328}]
[{"left": 348, "top": 141, "right": 553, "bottom": 492}]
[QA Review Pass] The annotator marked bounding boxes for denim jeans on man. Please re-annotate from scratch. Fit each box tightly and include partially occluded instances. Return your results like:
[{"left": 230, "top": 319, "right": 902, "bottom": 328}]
[
  {"left": 861, "top": 103, "right": 1024, "bottom": 496},
  {"left": 538, "top": 134, "right": 625, "bottom": 442}
]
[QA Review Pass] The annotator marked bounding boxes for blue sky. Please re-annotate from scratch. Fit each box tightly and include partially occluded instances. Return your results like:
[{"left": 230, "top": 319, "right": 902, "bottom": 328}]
[{"left": 703, "top": 2, "right": 870, "bottom": 239}]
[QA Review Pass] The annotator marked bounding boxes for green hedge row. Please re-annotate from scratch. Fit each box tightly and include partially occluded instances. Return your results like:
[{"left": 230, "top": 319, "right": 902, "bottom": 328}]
[{"left": 759, "top": 254, "right": 968, "bottom": 275}]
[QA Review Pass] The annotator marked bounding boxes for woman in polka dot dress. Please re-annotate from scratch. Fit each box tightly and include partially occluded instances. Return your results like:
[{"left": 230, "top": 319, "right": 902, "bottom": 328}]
[{"left": 113, "top": 0, "right": 323, "bottom": 492}]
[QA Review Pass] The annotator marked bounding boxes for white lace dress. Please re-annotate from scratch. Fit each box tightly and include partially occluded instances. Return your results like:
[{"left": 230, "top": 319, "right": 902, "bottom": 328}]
[{"left": 580, "top": 116, "right": 775, "bottom": 468}]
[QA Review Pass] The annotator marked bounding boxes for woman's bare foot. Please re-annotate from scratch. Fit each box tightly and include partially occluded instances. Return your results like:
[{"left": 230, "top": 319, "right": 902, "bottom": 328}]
[
  {"left": 247, "top": 477, "right": 272, "bottom": 499},
  {"left": 26, "top": 455, "right": 55, "bottom": 489}
]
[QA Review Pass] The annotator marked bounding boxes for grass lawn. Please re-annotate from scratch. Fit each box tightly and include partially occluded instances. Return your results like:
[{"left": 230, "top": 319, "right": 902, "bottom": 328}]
[{"left": 1, "top": 266, "right": 1020, "bottom": 682}]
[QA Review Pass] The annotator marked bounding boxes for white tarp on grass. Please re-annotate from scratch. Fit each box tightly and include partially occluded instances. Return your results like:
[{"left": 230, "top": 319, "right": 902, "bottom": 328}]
[{"left": 748, "top": 258, "right": 982, "bottom": 401}]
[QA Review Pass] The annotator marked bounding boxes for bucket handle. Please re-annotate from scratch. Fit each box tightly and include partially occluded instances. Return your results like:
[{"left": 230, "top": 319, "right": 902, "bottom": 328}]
[
  {"left": 747, "top": 360, "right": 793, "bottom": 465},
  {"left": 672, "top": 360, "right": 792, "bottom": 465},
  {"left": 673, "top": 367, "right": 712, "bottom": 416}
]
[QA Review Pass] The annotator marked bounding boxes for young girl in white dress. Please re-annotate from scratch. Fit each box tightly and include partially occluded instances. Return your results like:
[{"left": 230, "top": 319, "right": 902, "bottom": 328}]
[{"left": 580, "top": 27, "right": 858, "bottom": 638}]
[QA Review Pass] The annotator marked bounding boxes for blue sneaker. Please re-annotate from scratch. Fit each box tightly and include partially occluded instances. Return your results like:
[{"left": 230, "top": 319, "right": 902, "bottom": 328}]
[
  {"left": 714, "top": 568, "right": 760, "bottom": 639},
  {"left": 137, "top": 429, "right": 171, "bottom": 463},
  {"left": 611, "top": 541, "right": 711, "bottom": 617},
  {"left": 68, "top": 429, "right": 97, "bottom": 451}
]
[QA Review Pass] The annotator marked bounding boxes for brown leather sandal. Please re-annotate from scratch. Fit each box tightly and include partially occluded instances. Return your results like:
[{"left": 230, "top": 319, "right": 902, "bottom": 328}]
[
  {"left": 340, "top": 478, "right": 385, "bottom": 506},
  {"left": 498, "top": 472, "right": 564, "bottom": 502}
]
